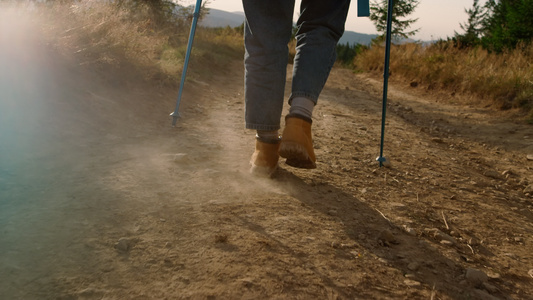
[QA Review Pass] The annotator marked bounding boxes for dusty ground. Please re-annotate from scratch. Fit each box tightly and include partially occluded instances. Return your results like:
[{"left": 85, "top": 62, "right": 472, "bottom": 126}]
[{"left": 1, "top": 8, "right": 532, "bottom": 300}]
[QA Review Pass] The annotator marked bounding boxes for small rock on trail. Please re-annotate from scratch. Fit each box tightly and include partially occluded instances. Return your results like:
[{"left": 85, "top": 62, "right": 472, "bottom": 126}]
[
  {"left": 465, "top": 268, "right": 489, "bottom": 287},
  {"left": 115, "top": 237, "right": 136, "bottom": 253}
]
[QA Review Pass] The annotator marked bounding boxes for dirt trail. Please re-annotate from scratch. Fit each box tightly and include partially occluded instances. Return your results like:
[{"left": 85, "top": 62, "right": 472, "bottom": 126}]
[{"left": 1, "top": 9, "right": 532, "bottom": 300}]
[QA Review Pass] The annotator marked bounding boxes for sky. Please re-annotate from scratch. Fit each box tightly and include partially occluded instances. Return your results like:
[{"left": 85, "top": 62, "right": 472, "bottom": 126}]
[{"left": 188, "top": 0, "right": 484, "bottom": 41}]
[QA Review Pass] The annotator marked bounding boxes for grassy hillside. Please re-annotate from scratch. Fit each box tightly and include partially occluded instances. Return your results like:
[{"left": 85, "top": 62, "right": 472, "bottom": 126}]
[
  {"left": 38, "top": 1, "right": 244, "bottom": 85},
  {"left": 353, "top": 42, "right": 533, "bottom": 122}
]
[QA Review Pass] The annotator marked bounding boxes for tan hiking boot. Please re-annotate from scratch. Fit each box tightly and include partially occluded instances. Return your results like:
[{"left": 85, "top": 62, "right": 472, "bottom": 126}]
[
  {"left": 250, "top": 138, "right": 281, "bottom": 176},
  {"left": 279, "top": 114, "right": 316, "bottom": 169}
]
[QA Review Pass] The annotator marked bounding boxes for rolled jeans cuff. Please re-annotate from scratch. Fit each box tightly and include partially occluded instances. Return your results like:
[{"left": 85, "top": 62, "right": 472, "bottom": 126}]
[
  {"left": 245, "top": 123, "right": 281, "bottom": 131},
  {"left": 288, "top": 92, "right": 318, "bottom": 105}
]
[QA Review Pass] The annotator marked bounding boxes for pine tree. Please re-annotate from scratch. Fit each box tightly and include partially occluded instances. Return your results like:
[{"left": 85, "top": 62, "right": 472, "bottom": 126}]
[
  {"left": 482, "top": 0, "right": 533, "bottom": 51},
  {"left": 369, "top": 0, "right": 420, "bottom": 41},
  {"left": 454, "top": 0, "right": 487, "bottom": 47}
]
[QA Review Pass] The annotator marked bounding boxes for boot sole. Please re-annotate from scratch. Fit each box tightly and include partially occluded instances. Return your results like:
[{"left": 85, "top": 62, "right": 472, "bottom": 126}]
[{"left": 279, "top": 141, "right": 316, "bottom": 169}]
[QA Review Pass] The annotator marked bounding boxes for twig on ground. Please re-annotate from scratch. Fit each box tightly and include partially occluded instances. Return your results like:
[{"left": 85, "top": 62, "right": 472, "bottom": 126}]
[
  {"left": 467, "top": 243, "right": 475, "bottom": 254},
  {"left": 376, "top": 208, "right": 392, "bottom": 223},
  {"left": 430, "top": 284, "right": 437, "bottom": 300},
  {"left": 441, "top": 211, "right": 449, "bottom": 230}
]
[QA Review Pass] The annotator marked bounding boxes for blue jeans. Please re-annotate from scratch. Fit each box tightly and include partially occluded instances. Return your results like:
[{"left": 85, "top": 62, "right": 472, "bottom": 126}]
[{"left": 243, "top": 0, "right": 351, "bottom": 130}]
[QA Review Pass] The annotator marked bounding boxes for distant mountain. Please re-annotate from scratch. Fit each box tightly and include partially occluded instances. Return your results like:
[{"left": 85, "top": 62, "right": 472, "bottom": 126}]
[
  {"left": 338, "top": 31, "right": 378, "bottom": 46},
  {"left": 201, "top": 8, "right": 377, "bottom": 45},
  {"left": 200, "top": 8, "right": 244, "bottom": 28}
]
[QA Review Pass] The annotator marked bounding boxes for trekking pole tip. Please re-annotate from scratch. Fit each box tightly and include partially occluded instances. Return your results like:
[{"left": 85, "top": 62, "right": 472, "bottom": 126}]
[
  {"left": 170, "top": 112, "right": 181, "bottom": 127},
  {"left": 376, "top": 156, "right": 391, "bottom": 168}
]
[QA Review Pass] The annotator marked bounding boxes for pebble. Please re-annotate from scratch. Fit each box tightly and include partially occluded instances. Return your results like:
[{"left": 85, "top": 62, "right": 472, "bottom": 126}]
[
  {"left": 483, "top": 170, "right": 501, "bottom": 179},
  {"left": 528, "top": 269, "right": 533, "bottom": 278},
  {"left": 378, "top": 229, "right": 398, "bottom": 246},
  {"left": 465, "top": 268, "right": 488, "bottom": 287},
  {"left": 438, "top": 232, "right": 456, "bottom": 244},
  {"left": 328, "top": 209, "right": 338, "bottom": 216},
  {"left": 468, "top": 237, "right": 481, "bottom": 246},
  {"left": 504, "top": 252, "right": 518, "bottom": 259},
  {"left": 173, "top": 153, "right": 190, "bottom": 162},
  {"left": 426, "top": 228, "right": 457, "bottom": 244},
  {"left": 460, "top": 255, "right": 475, "bottom": 263},
  {"left": 403, "top": 225, "right": 417, "bottom": 236},
  {"left": 328, "top": 209, "right": 337, "bottom": 216},
  {"left": 407, "top": 262, "right": 420, "bottom": 271},
  {"left": 339, "top": 243, "right": 356, "bottom": 249},
  {"left": 482, "top": 282, "right": 499, "bottom": 293},
  {"left": 239, "top": 278, "right": 254, "bottom": 288},
  {"left": 350, "top": 250, "right": 362, "bottom": 258},
  {"left": 527, "top": 154, "right": 533, "bottom": 161},
  {"left": 378, "top": 258, "right": 389, "bottom": 265},
  {"left": 115, "top": 237, "right": 132, "bottom": 252},
  {"left": 486, "top": 271, "right": 500, "bottom": 279},
  {"left": 101, "top": 264, "right": 114, "bottom": 273}
]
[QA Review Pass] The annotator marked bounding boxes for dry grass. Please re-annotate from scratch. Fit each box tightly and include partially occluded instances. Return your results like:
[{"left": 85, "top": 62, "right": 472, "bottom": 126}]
[
  {"left": 41, "top": 2, "right": 168, "bottom": 67},
  {"left": 354, "top": 41, "right": 533, "bottom": 122},
  {"left": 35, "top": 1, "right": 243, "bottom": 84}
]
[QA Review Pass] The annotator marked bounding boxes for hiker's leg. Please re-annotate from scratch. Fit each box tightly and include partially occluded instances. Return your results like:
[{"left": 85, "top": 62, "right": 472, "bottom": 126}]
[
  {"left": 243, "top": 0, "right": 295, "bottom": 131},
  {"left": 290, "top": 0, "right": 351, "bottom": 105}
]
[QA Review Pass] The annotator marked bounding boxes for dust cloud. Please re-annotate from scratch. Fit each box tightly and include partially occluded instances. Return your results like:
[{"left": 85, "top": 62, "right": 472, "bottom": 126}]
[
  {"left": 0, "top": 6, "right": 80, "bottom": 297},
  {"left": 0, "top": 4, "right": 278, "bottom": 298}
]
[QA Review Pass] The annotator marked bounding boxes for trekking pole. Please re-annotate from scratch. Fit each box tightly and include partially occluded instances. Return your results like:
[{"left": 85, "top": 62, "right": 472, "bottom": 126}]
[
  {"left": 170, "top": 0, "right": 203, "bottom": 127},
  {"left": 376, "top": 0, "right": 394, "bottom": 167}
]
